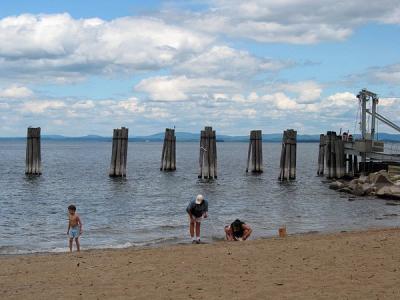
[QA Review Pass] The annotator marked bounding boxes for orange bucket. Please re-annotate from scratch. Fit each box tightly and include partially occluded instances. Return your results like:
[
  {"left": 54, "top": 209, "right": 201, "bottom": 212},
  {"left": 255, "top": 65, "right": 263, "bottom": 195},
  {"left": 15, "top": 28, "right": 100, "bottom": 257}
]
[{"left": 278, "top": 227, "right": 287, "bottom": 238}]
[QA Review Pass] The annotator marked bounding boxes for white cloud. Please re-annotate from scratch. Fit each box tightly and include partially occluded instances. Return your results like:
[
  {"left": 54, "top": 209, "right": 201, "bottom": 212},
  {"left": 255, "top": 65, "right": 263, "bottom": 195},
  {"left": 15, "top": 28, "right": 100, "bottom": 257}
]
[
  {"left": 379, "top": 97, "right": 398, "bottom": 107},
  {"left": 176, "top": 0, "right": 400, "bottom": 44},
  {"left": 71, "top": 100, "right": 95, "bottom": 109},
  {"left": 0, "top": 85, "right": 34, "bottom": 98},
  {"left": 20, "top": 100, "right": 66, "bottom": 113},
  {"left": 52, "top": 119, "right": 65, "bottom": 125},
  {"left": 0, "top": 13, "right": 213, "bottom": 82},
  {"left": 1, "top": 86, "right": 398, "bottom": 136},
  {"left": 278, "top": 81, "right": 322, "bottom": 103},
  {"left": 0, "top": 102, "right": 10, "bottom": 109},
  {"left": 262, "top": 92, "right": 299, "bottom": 110},
  {"left": 116, "top": 98, "right": 145, "bottom": 113},
  {"left": 371, "top": 64, "right": 400, "bottom": 85},
  {"left": 135, "top": 75, "right": 237, "bottom": 101},
  {"left": 323, "top": 92, "right": 356, "bottom": 108},
  {"left": 173, "top": 45, "right": 292, "bottom": 79}
]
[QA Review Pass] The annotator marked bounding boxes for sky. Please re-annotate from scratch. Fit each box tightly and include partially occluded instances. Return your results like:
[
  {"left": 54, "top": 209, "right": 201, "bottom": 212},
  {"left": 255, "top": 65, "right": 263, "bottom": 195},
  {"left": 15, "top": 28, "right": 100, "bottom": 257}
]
[{"left": 0, "top": 0, "right": 399, "bottom": 137}]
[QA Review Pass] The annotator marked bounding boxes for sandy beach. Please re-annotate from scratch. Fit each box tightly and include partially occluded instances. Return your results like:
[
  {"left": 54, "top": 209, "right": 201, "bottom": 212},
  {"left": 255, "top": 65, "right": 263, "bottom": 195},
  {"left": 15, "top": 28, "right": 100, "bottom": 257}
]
[{"left": 1, "top": 228, "right": 400, "bottom": 299}]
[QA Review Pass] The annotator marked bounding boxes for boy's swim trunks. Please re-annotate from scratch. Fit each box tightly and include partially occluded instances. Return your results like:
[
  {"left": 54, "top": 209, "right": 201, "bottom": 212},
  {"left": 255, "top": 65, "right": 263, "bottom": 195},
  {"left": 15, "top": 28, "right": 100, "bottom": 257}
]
[{"left": 69, "top": 226, "right": 80, "bottom": 238}]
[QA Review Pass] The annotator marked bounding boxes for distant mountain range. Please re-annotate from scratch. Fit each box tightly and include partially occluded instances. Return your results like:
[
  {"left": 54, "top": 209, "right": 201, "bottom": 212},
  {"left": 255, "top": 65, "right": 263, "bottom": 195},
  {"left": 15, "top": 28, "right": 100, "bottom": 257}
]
[{"left": 2, "top": 132, "right": 400, "bottom": 142}]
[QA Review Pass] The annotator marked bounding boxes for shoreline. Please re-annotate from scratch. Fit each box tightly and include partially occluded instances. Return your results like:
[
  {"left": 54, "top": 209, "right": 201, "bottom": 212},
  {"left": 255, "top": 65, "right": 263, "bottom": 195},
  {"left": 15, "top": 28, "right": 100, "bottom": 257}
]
[
  {"left": 2, "top": 227, "right": 400, "bottom": 299},
  {"left": 1, "top": 225, "right": 398, "bottom": 257},
  {"left": 1, "top": 225, "right": 397, "bottom": 257}
]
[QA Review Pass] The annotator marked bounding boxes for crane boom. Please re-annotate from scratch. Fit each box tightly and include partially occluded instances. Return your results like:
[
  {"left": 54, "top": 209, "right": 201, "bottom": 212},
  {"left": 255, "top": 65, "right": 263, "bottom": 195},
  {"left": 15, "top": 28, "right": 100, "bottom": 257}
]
[{"left": 366, "top": 109, "right": 400, "bottom": 133}]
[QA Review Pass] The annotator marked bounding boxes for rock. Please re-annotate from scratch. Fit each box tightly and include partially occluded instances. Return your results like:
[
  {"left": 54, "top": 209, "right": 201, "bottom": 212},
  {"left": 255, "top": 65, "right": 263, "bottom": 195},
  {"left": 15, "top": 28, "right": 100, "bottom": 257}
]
[
  {"left": 371, "top": 172, "right": 394, "bottom": 189},
  {"left": 386, "top": 202, "right": 400, "bottom": 206},
  {"left": 349, "top": 182, "right": 373, "bottom": 196},
  {"left": 352, "top": 183, "right": 364, "bottom": 196},
  {"left": 348, "top": 180, "right": 356, "bottom": 191},
  {"left": 361, "top": 183, "right": 374, "bottom": 195},
  {"left": 329, "top": 181, "right": 346, "bottom": 190},
  {"left": 376, "top": 186, "right": 400, "bottom": 200},
  {"left": 390, "top": 174, "right": 400, "bottom": 181},
  {"left": 339, "top": 187, "right": 353, "bottom": 194},
  {"left": 358, "top": 175, "right": 368, "bottom": 184}
]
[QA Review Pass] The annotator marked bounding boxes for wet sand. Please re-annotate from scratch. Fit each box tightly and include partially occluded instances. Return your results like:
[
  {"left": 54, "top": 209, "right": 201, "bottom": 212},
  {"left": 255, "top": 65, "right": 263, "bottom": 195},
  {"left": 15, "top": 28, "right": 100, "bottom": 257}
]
[{"left": 1, "top": 228, "right": 400, "bottom": 299}]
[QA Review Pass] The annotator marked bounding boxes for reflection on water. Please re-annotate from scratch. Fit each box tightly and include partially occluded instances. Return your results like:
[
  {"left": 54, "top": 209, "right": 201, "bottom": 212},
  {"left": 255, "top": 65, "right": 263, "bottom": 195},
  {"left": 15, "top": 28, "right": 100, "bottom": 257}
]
[{"left": 1, "top": 140, "right": 400, "bottom": 254}]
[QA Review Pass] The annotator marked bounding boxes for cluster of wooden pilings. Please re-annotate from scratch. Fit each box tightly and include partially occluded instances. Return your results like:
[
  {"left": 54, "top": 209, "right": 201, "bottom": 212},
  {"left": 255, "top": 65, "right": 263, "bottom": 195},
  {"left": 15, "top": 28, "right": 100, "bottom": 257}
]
[
  {"left": 23, "top": 126, "right": 302, "bottom": 180},
  {"left": 198, "top": 126, "right": 217, "bottom": 179},
  {"left": 160, "top": 128, "right": 176, "bottom": 171},
  {"left": 279, "top": 129, "right": 297, "bottom": 181},
  {"left": 25, "top": 127, "right": 42, "bottom": 175},
  {"left": 246, "top": 130, "right": 263, "bottom": 173},
  {"left": 109, "top": 127, "right": 129, "bottom": 177},
  {"left": 317, "top": 131, "right": 358, "bottom": 178}
]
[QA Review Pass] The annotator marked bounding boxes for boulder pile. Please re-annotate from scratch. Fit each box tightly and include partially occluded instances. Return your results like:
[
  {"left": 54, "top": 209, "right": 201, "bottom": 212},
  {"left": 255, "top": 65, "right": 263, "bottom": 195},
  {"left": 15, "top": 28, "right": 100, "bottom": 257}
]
[{"left": 329, "top": 170, "right": 400, "bottom": 199}]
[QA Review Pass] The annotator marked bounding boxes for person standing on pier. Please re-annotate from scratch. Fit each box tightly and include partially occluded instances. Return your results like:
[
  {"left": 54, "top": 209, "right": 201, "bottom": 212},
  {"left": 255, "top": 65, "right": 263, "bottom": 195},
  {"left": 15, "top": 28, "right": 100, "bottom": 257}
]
[{"left": 186, "top": 194, "right": 208, "bottom": 244}]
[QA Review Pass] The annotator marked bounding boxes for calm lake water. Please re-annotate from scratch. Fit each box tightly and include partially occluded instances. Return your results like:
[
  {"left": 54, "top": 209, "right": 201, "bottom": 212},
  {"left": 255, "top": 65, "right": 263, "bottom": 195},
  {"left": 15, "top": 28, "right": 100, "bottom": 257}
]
[{"left": 1, "top": 141, "right": 399, "bottom": 254}]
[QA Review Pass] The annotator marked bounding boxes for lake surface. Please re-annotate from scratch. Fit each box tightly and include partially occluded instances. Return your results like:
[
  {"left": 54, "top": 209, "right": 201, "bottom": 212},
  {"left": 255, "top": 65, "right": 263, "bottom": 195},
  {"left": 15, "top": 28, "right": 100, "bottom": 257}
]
[{"left": 1, "top": 141, "right": 399, "bottom": 254}]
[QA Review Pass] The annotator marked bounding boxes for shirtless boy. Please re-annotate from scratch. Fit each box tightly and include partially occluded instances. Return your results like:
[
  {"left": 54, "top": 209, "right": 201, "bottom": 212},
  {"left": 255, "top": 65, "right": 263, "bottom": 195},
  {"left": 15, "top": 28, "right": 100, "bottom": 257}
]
[{"left": 67, "top": 204, "right": 83, "bottom": 252}]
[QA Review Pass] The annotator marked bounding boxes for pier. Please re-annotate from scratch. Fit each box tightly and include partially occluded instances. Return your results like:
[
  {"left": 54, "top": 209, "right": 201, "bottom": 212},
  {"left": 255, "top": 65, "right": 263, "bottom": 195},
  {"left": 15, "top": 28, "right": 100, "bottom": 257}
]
[{"left": 319, "top": 89, "right": 400, "bottom": 178}]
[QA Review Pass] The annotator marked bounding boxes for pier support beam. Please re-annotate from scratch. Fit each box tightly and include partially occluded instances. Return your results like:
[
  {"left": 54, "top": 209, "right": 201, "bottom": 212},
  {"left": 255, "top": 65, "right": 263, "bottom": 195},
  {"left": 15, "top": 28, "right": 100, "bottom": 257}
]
[
  {"left": 198, "top": 126, "right": 217, "bottom": 179},
  {"left": 246, "top": 130, "right": 263, "bottom": 173},
  {"left": 347, "top": 155, "right": 353, "bottom": 177},
  {"left": 160, "top": 128, "right": 176, "bottom": 171},
  {"left": 317, "top": 134, "right": 325, "bottom": 176},
  {"left": 279, "top": 129, "right": 297, "bottom": 181},
  {"left": 25, "top": 127, "right": 42, "bottom": 175},
  {"left": 109, "top": 127, "right": 128, "bottom": 177},
  {"left": 324, "top": 131, "right": 346, "bottom": 179}
]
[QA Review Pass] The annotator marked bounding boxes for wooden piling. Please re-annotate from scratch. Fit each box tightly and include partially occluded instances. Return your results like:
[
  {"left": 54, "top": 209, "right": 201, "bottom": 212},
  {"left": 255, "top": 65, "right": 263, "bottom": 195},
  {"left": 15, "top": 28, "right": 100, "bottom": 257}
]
[
  {"left": 279, "top": 129, "right": 297, "bottom": 181},
  {"left": 160, "top": 128, "right": 176, "bottom": 171},
  {"left": 325, "top": 132, "right": 332, "bottom": 178},
  {"left": 339, "top": 137, "right": 345, "bottom": 178},
  {"left": 353, "top": 155, "right": 359, "bottom": 175},
  {"left": 25, "top": 127, "right": 42, "bottom": 175},
  {"left": 289, "top": 132, "right": 297, "bottom": 179},
  {"left": 109, "top": 127, "right": 128, "bottom": 177},
  {"left": 347, "top": 155, "right": 353, "bottom": 176},
  {"left": 334, "top": 135, "right": 341, "bottom": 178},
  {"left": 324, "top": 131, "right": 346, "bottom": 179},
  {"left": 246, "top": 130, "right": 263, "bottom": 173},
  {"left": 330, "top": 132, "right": 337, "bottom": 178},
  {"left": 317, "top": 134, "right": 325, "bottom": 176},
  {"left": 120, "top": 127, "right": 128, "bottom": 176},
  {"left": 198, "top": 126, "right": 217, "bottom": 179}
]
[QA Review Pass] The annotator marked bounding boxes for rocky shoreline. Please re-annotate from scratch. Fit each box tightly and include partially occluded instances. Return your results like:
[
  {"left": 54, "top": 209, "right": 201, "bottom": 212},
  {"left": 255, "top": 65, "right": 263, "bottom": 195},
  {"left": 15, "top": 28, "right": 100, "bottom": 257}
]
[{"left": 329, "top": 170, "right": 400, "bottom": 199}]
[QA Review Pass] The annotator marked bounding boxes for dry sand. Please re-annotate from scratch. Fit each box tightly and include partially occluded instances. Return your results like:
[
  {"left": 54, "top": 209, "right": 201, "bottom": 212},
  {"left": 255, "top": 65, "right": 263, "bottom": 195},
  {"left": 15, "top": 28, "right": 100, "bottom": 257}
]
[{"left": 1, "top": 228, "right": 400, "bottom": 299}]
